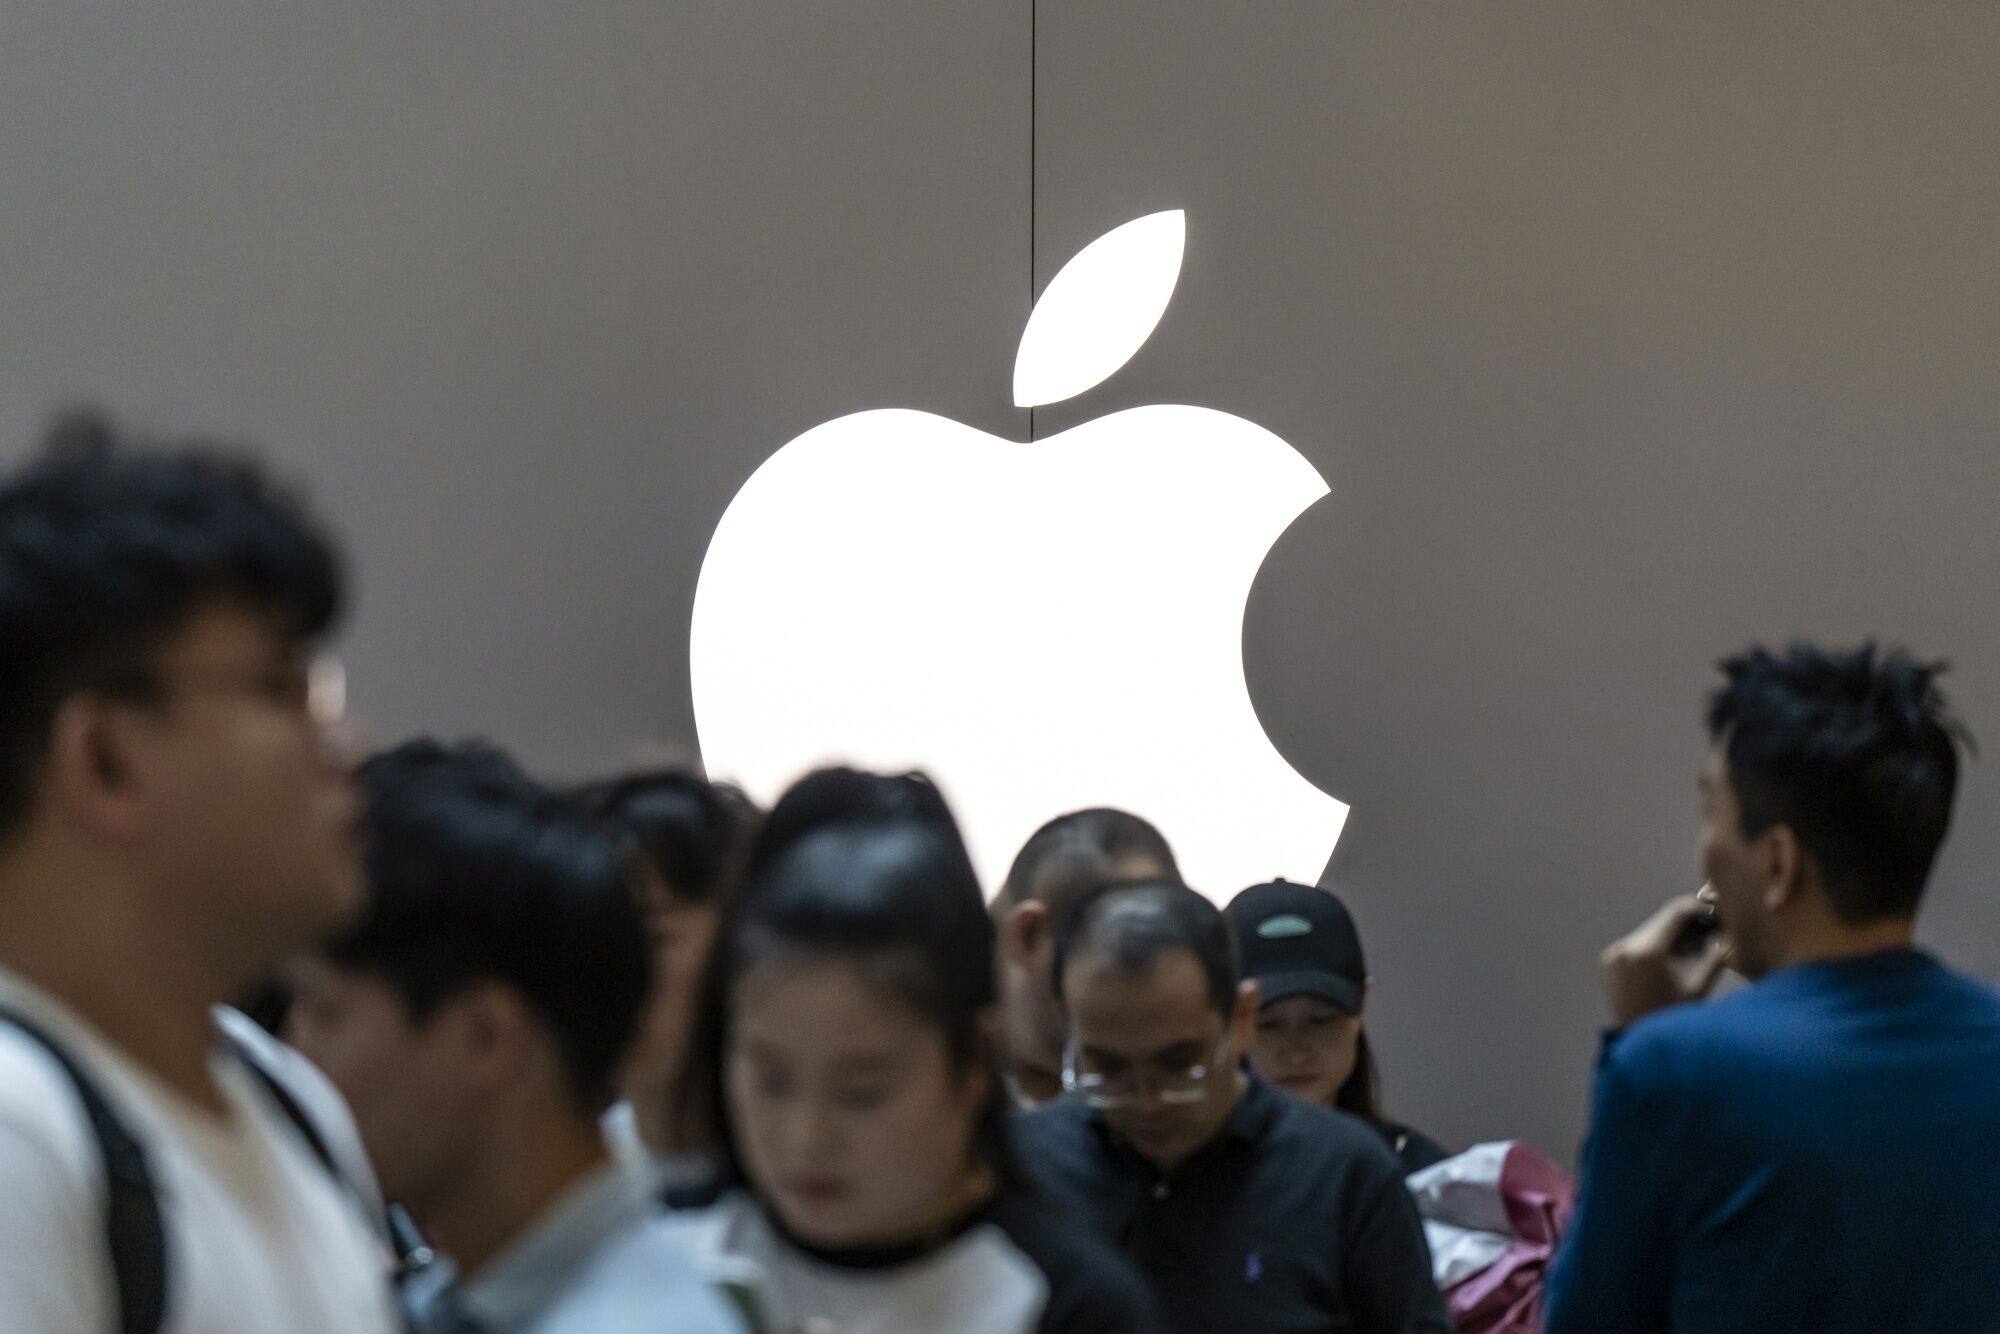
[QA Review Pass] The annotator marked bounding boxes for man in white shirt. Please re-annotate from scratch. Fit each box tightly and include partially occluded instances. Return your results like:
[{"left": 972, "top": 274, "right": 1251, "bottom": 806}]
[
  {"left": 0, "top": 412, "right": 401, "bottom": 1331},
  {"left": 285, "top": 739, "right": 745, "bottom": 1333}
]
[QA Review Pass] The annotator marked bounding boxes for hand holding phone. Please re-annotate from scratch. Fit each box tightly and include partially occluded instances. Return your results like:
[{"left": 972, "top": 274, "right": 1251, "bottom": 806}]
[
  {"left": 1600, "top": 888, "right": 1731, "bottom": 1026},
  {"left": 1670, "top": 896, "right": 1723, "bottom": 957}
]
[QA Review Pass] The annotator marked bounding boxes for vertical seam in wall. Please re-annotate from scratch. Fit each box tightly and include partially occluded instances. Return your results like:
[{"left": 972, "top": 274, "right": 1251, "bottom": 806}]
[{"left": 1028, "top": 0, "right": 1037, "bottom": 444}]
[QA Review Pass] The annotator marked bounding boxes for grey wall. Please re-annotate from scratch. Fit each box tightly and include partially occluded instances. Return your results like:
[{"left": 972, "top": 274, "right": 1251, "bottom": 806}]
[{"left": 3, "top": 2, "right": 1996, "bottom": 1158}]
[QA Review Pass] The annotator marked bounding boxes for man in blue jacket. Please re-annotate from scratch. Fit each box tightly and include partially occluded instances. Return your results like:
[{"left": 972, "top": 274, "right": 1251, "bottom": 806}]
[{"left": 1545, "top": 642, "right": 2000, "bottom": 1334}]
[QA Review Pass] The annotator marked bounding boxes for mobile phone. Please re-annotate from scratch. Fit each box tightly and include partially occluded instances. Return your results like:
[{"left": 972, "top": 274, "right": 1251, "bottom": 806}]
[{"left": 1670, "top": 900, "right": 1723, "bottom": 956}]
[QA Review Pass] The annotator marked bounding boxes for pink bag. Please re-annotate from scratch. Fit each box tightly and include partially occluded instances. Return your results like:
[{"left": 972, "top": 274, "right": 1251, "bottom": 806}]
[{"left": 1406, "top": 1141, "right": 1575, "bottom": 1334}]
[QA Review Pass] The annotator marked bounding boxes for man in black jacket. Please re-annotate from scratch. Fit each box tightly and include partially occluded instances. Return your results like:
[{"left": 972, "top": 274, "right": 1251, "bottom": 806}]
[{"left": 1014, "top": 880, "right": 1450, "bottom": 1334}]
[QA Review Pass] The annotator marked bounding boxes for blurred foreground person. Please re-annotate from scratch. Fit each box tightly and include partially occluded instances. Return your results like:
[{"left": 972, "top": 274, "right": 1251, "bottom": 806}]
[
  {"left": 676, "top": 768, "right": 1161, "bottom": 1333},
  {"left": 286, "top": 740, "right": 743, "bottom": 1333},
  {"left": 994, "top": 808, "right": 1181, "bottom": 1105},
  {"left": 1225, "top": 880, "right": 1447, "bottom": 1173},
  {"left": 1545, "top": 643, "right": 2000, "bottom": 1334},
  {"left": 576, "top": 768, "right": 757, "bottom": 1187},
  {"left": 0, "top": 416, "right": 401, "bottom": 1331},
  {"left": 1017, "top": 881, "right": 1450, "bottom": 1334}
]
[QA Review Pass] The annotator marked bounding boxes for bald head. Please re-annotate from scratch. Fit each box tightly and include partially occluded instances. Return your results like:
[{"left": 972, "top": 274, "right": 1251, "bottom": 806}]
[
  {"left": 1053, "top": 880, "right": 1239, "bottom": 1016},
  {"left": 996, "top": 808, "right": 1180, "bottom": 917}
]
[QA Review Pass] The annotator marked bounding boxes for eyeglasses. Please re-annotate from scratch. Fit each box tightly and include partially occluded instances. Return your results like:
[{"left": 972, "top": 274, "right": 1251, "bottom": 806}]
[
  {"left": 92, "top": 655, "right": 348, "bottom": 728},
  {"left": 1061, "top": 1035, "right": 1232, "bottom": 1110}
]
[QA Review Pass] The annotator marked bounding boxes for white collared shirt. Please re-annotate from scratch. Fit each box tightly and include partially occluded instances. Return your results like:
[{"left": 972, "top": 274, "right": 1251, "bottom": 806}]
[
  {"left": 411, "top": 1159, "right": 746, "bottom": 1334},
  {"left": 599, "top": 1098, "right": 716, "bottom": 1193}
]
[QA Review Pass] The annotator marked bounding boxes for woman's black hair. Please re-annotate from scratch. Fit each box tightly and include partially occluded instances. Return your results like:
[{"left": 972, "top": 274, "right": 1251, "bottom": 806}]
[
  {"left": 676, "top": 766, "right": 1018, "bottom": 1193},
  {"left": 1333, "top": 1030, "right": 1386, "bottom": 1126},
  {"left": 574, "top": 768, "right": 760, "bottom": 906}
]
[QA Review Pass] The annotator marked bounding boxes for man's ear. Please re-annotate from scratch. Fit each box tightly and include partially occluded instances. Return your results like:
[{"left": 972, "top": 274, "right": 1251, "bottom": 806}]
[
  {"left": 1000, "top": 899, "right": 1050, "bottom": 969},
  {"left": 440, "top": 981, "right": 537, "bottom": 1090},
  {"left": 1230, "top": 979, "right": 1260, "bottom": 1045},
  {"left": 42, "top": 695, "right": 150, "bottom": 840},
  {"left": 1759, "top": 825, "right": 1805, "bottom": 912},
  {"left": 976, "top": 1002, "right": 1007, "bottom": 1057}
]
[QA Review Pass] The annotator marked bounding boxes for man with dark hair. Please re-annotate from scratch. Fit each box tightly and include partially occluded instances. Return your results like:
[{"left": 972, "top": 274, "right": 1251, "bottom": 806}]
[
  {"left": 0, "top": 414, "right": 401, "bottom": 1330},
  {"left": 285, "top": 740, "right": 743, "bottom": 1333},
  {"left": 1016, "top": 880, "right": 1450, "bottom": 1334},
  {"left": 995, "top": 808, "right": 1181, "bottom": 1105},
  {"left": 1545, "top": 642, "right": 2000, "bottom": 1334},
  {"left": 574, "top": 769, "right": 759, "bottom": 1180}
]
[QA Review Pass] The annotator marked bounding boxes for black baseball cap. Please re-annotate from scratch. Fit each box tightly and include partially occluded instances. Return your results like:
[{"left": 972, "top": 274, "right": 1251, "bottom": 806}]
[{"left": 1223, "top": 879, "right": 1367, "bottom": 1014}]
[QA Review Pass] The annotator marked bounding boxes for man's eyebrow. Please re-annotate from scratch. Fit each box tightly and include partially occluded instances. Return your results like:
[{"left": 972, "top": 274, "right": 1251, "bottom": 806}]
[
  {"left": 1082, "top": 1040, "right": 1206, "bottom": 1066},
  {"left": 1150, "top": 1040, "right": 1208, "bottom": 1063}
]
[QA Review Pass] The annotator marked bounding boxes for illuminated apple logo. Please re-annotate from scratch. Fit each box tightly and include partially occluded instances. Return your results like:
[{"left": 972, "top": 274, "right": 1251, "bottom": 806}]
[{"left": 690, "top": 210, "right": 1346, "bottom": 900}]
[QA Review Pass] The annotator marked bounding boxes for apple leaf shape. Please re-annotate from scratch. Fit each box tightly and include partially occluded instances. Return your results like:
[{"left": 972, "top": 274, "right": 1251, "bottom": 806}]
[{"left": 1012, "top": 209, "right": 1186, "bottom": 409}]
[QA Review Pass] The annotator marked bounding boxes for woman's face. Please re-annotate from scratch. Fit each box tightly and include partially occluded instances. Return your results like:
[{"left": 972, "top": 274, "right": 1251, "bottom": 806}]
[
  {"left": 726, "top": 957, "right": 990, "bottom": 1248},
  {"left": 1247, "top": 993, "right": 1362, "bottom": 1108}
]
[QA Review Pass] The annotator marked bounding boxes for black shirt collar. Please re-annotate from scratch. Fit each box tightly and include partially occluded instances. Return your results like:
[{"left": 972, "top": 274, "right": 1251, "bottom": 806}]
[{"left": 764, "top": 1194, "right": 995, "bottom": 1271}]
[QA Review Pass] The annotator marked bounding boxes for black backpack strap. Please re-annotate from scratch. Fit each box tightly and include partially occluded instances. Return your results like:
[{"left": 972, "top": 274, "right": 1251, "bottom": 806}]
[
  {"left": 0, "top": 1004, "right": 168, "bottom": 1334},
  {"left": 216, "top": 1025, "right": 422, "bottom": 1332},
  {"left": 214, "top": 1025, "right": 340, "bottom": 1179}
]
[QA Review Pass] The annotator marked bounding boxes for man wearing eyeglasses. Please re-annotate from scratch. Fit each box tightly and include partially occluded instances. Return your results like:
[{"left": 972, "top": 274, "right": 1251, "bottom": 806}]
[
  {"left": 1013, "top": 880, "right": 1450, "bottom": 1334},
  {"left": 0, "top": 414, "right": 400, "bottom": 1332}
]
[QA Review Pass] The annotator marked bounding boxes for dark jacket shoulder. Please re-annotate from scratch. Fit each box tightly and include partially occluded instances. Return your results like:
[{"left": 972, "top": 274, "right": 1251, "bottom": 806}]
[
  {"left": 984, "top": 1185, "right": 1165, "bottom": 1334},
  {"left": 1383, "top": 1122, "right": 1450, "bottom": 1175},
  {"left": 1011, "top": 1095, "right": 1106, "bottom": 1199},
  {"left": 1262, "top": 1086, "right": 1410, "bottom": 1180}
]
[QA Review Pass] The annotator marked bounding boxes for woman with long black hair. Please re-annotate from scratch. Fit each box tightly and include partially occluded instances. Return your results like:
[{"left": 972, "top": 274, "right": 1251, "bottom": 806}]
[{"left": 674, "top": 768, "right": 1159, "bottom": 1334}]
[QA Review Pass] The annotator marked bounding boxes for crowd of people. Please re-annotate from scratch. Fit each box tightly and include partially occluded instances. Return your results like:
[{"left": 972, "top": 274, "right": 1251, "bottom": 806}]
[{"left": 0, "top": 414, "right": 1994, "bottom": 1334}]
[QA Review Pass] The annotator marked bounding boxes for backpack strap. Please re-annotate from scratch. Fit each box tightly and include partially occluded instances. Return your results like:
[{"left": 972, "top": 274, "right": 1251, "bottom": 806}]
[
  {"left": 216, "top": 1023, "right": 424, "bottom": 1331},
  {"left": 0, "top": 1004, "right": 168, "bottom": 1334},
  {"left": 213, "top": 1024, "right": 341, "bottom": 1179}
]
